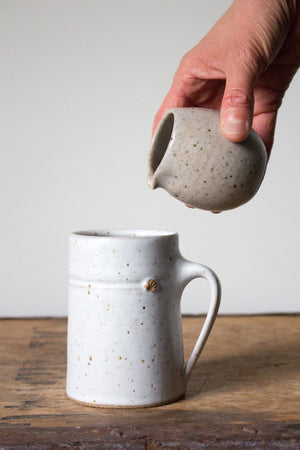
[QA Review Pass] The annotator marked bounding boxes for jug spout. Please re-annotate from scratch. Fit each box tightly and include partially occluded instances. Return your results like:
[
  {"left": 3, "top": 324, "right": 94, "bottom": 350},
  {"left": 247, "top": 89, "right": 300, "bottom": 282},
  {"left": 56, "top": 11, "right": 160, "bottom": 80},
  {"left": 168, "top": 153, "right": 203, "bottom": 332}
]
[
  {"left": 147, "top": 170, "right": 157, "bottom": 189},
  {"left": 148, "top": 111, "right": 175, "bottom": 190}
]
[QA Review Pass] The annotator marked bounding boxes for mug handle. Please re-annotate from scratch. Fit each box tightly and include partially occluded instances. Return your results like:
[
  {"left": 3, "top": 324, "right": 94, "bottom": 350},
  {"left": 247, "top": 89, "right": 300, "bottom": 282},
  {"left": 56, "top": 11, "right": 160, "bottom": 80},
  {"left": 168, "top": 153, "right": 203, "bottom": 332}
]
[{"left": 180, "top": 260, "right": 221, "bottom": 379}]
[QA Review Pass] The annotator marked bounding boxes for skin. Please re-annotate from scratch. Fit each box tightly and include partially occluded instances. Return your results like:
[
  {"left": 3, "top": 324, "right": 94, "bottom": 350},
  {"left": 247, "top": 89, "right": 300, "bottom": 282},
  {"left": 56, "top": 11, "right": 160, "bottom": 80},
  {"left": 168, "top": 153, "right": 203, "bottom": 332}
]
[{"left": 152, "top": 0, "right": 300, "bottom": 158}]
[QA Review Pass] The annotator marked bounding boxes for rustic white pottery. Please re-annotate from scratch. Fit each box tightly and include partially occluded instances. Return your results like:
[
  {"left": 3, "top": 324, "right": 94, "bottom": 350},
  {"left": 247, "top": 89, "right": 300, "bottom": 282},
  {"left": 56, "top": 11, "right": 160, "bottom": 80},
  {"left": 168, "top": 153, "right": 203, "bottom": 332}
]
[
  {"left": 67, "top": 229, "right": 221, "bottom": 408},
  {"left": 148, "top": 107, "right": 267, "bottom": 211}
]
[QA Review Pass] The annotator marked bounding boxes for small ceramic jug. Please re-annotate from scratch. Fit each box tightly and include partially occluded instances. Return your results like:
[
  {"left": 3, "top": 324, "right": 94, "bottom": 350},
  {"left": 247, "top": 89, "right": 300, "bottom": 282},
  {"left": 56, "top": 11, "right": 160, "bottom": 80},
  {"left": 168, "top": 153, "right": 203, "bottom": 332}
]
[
  {"left": 67, "top": 229, "right": 221, "bottom": 408},
  {"left": 148, "top": 107, "right": 267, "bottom": 211}
]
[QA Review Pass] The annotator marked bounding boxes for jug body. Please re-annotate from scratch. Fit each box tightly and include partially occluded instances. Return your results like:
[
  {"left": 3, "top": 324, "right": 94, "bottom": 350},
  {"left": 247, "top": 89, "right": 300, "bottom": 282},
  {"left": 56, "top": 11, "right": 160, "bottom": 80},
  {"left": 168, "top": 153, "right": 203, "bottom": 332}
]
[{"left": 148, "top": 108, "right": 267, "bottom": 211}]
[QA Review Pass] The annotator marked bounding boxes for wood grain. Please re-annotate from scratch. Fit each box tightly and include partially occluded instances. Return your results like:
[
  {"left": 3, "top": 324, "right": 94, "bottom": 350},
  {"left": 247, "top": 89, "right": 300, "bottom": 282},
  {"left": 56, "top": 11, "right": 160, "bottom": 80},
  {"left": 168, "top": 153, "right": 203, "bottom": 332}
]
[{"left": 0, "top": 315, "right": 299, "bottom": 448}]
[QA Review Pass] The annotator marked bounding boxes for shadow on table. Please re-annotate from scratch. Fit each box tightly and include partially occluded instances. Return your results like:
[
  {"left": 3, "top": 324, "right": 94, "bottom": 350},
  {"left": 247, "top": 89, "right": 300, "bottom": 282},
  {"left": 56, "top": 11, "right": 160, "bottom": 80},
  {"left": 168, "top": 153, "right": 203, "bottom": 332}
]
[{"left": 185, "top": 332, "right": 300, "bottom": 398}]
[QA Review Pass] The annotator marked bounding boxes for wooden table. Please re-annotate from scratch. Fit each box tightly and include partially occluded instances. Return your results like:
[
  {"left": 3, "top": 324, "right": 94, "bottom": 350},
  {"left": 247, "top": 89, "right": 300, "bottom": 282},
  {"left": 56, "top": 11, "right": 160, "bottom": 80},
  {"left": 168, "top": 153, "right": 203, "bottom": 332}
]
[{"left": 0, "top": 316, "right": 299, "bottom": 448}]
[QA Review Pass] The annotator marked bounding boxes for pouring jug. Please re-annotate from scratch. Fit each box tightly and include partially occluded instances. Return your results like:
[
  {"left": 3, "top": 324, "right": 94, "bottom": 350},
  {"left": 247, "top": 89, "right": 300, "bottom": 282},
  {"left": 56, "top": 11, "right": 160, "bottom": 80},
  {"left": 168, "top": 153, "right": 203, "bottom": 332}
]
[{"left": 148, "top": 108, "right": 267, "bottom": 211}]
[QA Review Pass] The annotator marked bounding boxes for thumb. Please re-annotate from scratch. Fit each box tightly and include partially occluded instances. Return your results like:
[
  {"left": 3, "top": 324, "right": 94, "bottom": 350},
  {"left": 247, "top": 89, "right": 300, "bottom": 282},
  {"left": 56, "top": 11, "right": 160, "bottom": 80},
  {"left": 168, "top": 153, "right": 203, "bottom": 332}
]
[{"left": 221, "top": 71, "right": 255, "bottom": 142}]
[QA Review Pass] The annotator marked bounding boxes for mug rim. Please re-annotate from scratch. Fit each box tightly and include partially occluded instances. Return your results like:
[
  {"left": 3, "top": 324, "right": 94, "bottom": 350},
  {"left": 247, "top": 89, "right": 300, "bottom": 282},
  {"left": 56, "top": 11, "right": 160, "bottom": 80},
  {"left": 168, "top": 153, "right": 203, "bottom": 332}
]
[{"left": 70, "top": 229, "right": 178, "bottom": 239}]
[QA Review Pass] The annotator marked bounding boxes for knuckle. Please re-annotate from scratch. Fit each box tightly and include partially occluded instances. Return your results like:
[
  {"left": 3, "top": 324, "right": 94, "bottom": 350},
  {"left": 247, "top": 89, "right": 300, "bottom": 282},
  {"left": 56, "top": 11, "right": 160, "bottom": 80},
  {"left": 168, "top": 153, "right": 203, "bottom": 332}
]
[{"left": 223, "top": 89, "right": 253, "bottom": 108}]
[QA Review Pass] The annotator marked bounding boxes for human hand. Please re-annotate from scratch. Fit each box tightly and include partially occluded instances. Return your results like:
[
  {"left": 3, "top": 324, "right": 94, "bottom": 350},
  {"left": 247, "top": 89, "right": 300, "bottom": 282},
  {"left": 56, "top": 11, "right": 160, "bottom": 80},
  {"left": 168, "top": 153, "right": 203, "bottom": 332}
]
[{"left": 152, "top": 0, "right": 300, "bottom": 156}]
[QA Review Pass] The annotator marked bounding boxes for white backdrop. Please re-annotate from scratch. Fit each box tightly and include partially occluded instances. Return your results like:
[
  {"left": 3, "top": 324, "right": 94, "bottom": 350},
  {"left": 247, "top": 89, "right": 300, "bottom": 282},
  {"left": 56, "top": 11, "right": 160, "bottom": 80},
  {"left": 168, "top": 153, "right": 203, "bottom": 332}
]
[{"left": 1, "top": 0, "right": 299, "bottom": 316}]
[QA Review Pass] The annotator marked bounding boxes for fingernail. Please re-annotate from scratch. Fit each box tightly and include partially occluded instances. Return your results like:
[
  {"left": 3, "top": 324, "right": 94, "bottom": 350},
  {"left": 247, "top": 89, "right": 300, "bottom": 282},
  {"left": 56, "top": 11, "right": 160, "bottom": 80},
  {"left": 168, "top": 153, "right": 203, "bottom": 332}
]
[{"left": 224, "top": 118, "right": 249, "bottom": 135}]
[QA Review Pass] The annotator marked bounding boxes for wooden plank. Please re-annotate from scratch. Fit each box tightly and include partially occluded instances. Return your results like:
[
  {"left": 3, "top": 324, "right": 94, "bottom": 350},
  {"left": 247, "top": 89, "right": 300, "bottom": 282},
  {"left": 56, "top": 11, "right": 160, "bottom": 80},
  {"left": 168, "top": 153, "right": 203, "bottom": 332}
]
[{"left": 0, "top": 316, "right": 299, "bottom": 448}]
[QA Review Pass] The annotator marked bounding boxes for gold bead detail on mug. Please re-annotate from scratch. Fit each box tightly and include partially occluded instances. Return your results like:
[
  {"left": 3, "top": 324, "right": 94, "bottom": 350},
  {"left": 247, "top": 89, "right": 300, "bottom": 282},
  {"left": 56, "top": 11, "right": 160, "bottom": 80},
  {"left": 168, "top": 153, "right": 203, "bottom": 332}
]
[{"left": 145, "top": 279, "right": 158, "bottom": 292}]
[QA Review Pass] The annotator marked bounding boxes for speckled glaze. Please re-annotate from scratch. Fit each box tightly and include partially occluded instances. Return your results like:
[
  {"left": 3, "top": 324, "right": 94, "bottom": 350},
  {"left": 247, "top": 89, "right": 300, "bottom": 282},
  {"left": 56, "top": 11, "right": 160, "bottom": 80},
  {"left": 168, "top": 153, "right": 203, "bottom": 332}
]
[
  {"left": 148, "top": 108, "right": 267, "bottom": 211},
  {"left": 67, "top": 229, "right": 221, "bottom": 408}
]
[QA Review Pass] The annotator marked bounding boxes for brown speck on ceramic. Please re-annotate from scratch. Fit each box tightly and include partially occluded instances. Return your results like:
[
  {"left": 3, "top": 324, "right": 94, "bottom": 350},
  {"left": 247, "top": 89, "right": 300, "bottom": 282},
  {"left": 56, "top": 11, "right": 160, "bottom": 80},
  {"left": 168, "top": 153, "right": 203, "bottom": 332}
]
[
  {"left": 89, "top": 356, "right": 92, "bottom": 361},
  {"left": 88, "top": 284, "right": 91, "bottom": 288},
  {"left": 127, "top": 263, "right": 129, "bottom": 267},
  {"left": 88, "top": 291, "right": 90, "bottom": 295},
  {"left": 145, "top": 279, "right": 158, "bottom": 292},
  {"left": 119, "top": 357, "right": 122, "bottom": 360},
  {"left": 141, "top": 360, "right": 145, "bottom": 363}
]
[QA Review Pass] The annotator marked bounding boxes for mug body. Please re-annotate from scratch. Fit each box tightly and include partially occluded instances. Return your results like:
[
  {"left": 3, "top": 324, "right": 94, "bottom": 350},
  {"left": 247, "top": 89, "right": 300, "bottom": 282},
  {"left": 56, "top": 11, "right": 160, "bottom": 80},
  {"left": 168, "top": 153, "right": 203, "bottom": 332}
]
[{"left": 67, "top": 229, "right": 186, "bottom": 407}]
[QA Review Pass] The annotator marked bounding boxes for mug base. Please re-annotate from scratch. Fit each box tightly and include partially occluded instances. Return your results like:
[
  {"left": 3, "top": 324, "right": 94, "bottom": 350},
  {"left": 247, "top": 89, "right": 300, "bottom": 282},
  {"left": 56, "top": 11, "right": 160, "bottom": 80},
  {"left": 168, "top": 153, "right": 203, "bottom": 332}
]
[{"left": 66, "top": 392, "right": 185, "bottom": 409}]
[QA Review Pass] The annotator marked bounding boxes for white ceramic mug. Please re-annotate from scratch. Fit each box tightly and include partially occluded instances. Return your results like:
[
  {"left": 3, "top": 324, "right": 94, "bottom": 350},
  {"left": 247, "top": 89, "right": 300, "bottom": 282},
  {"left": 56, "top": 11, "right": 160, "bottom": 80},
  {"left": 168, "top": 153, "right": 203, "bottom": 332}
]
[{"left": 66, "top": 229, "right": 221, "bottom": 408}]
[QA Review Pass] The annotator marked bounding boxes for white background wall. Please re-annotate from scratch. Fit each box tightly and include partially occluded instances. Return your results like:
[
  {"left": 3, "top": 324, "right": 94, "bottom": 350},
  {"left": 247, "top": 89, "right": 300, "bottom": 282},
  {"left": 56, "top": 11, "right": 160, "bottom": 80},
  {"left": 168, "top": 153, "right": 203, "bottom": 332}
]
[{"left": 1, "top": 0, "right": 299, "bottom": 317}]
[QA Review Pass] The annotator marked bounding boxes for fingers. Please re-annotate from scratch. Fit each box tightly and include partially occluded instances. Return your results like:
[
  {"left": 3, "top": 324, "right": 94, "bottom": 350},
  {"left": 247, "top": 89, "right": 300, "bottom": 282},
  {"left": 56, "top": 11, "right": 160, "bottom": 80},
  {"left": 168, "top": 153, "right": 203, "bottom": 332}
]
[
  {"left": 252, "top": 110, "right": 277, "bottom": 158},
  {"left": 220, "top": 71, "right": 255, "bottom": 142}
]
